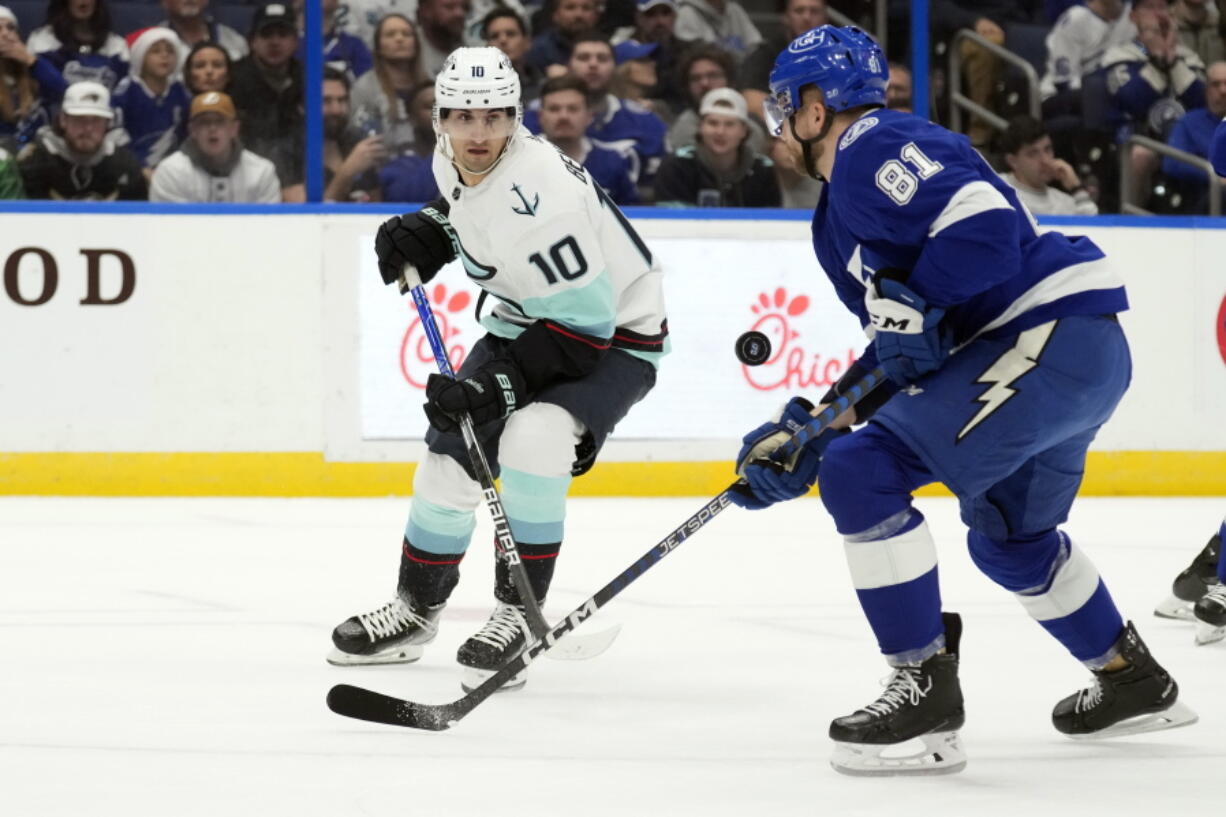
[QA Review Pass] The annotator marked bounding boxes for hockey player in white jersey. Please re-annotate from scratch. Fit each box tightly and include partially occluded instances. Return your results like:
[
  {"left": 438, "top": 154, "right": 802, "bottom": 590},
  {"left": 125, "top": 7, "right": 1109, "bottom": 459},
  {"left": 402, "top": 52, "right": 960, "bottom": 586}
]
[{"left": 328, "top": 46, "right": 669, "bottom": 690}]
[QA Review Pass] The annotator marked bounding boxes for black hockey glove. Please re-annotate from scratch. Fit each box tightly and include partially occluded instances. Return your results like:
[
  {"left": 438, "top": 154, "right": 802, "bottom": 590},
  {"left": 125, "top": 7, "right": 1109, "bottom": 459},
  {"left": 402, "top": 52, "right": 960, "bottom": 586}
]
[
  {"left": 423, "top": 359, "right": 529, "bottom": 432},
  {"left": 374, "top": 204, "right": 459, "bottom": 290}
]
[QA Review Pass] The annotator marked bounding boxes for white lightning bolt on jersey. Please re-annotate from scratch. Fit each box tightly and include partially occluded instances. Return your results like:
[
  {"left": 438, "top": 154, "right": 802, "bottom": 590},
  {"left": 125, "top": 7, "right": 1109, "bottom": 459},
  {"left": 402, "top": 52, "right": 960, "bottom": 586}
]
[
  {"left": 432, "top": 129, "right": 669, "bottom": 364},
  {"left": 957, "top": 321, "right": 1057, "bottom": 441}
]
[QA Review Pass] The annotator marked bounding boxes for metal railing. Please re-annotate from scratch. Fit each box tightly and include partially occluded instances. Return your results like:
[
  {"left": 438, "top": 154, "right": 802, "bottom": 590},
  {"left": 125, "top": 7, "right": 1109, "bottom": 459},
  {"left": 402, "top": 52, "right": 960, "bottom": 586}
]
[
  {"left": 827, "top": 0, "right": 887, "bottom": 57},
  {"left": 948, "top": 28, "right": 1041, "bottom": 137},
  {"left": 1120, "top": 134, "right": 1223, "bottom": 216}
]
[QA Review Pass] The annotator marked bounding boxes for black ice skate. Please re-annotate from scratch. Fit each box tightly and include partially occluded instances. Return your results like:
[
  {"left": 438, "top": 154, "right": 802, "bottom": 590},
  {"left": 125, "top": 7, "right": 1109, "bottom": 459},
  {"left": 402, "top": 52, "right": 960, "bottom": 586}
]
[
  {"left": 1193, "top": 583, "right": 1226, "bottom": 646},
  {"left": 328, "top": 595, "right": 444, "bottom": 666},
  {"left": 1154, "top": 534, "right": 1220, "bottom": 620},
  {"left": 1052, "top": 621, "right": 1197, "bottom": 738},
  {"left": 828, "top": 613, "right": 966, "bottom": 777},
  {"left": 457, "top": 602, "right": 531, "bottom": 692}
]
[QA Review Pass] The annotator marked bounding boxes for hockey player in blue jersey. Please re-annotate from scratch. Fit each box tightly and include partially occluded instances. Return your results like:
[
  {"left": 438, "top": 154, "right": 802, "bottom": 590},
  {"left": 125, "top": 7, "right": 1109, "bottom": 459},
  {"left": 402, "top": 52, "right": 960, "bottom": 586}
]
[{"left": 729, "top": 25, "right": 1196, "bottom": 776}]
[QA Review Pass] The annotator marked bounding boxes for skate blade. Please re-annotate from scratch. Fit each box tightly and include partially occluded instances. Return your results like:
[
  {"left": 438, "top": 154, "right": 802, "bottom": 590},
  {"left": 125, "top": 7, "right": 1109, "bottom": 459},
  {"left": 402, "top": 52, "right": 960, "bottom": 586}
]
[
  {"left": 544, "top": 623, "right": 622, "bottom": 661},
  {"left": 326, "top": 644, "right": 425, "bottom": 666},
  {"left": 830, "top": 731, "right": 967, "bottom": 777},
  {"left": 1194, "top": 622, "right": 1226, "bottom": 645},
  {"left": 1153, "top": 595, "right": 1195, "bottom": 621},
  {"left": 1065, "top": 701, "right": 1199, "bottom": 740},
  {"left": 460, "top": 664, "right": 526, "bottom": 694}
]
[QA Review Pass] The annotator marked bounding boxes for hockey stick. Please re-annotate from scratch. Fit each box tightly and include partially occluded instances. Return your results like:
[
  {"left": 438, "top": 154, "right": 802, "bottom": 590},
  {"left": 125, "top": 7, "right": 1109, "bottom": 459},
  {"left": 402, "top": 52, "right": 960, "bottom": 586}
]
[
  {"left": 407, "top": 282, "right": 619, "bottom": 661},
  {"left": 327, "top": 366, "right": 887, "bottom": 730}
]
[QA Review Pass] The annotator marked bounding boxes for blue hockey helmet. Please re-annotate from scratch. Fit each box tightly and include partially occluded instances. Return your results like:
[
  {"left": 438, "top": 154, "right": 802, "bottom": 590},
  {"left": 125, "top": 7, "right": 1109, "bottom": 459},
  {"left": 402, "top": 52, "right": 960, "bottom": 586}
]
[{"left": 764, "top": 25, "right": 887, "bottom": 136}]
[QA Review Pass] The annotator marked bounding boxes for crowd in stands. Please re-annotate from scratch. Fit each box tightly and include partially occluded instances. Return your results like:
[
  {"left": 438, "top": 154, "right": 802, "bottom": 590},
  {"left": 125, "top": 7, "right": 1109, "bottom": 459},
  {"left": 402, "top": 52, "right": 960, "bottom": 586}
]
[{"left": 0, "top": 0, "right": 1223, "bottom": 212}]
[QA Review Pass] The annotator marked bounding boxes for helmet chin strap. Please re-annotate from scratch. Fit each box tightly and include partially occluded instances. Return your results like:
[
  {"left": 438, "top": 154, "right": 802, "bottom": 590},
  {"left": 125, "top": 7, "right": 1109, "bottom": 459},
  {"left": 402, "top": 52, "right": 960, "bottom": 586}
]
[{"left": 787, "top": 105, "right": 835, "bottom": 182}]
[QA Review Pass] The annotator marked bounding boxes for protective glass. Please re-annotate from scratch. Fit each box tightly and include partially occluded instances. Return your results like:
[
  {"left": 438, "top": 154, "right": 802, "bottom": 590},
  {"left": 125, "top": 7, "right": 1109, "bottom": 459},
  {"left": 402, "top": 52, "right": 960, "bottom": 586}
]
[
  {"left": 439, "top": 108, "right": 517, "bottom": 141},
  {"left": 763, "top": 92, "right": 792, "bottom": 137}
]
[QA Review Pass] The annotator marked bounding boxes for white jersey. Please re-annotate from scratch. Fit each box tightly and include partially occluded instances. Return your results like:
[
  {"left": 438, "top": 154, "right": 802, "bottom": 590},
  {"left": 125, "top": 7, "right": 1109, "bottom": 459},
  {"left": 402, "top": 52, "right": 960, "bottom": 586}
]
[
  {"left": 432, "top": 129, "right": 669, "bottom": 365},
  {"left": 1041, "top": 3, "right": 1137, "bottom": 98}
]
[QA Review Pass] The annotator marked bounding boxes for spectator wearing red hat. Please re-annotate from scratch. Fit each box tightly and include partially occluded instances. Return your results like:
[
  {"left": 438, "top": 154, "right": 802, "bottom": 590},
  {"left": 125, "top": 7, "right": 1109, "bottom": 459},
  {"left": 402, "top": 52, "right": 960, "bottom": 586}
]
[
  {"left": 112, "top": 27, "right": 190, "bottom": 171},
  {"left": 18, "top": 79, "right": 146, "bottom": 199},
  {"left": 150, "top": 91, "right": 280, "bottom": 202},
  {"left": 25, "top": 0, "right": 129, "bottom": 91}
]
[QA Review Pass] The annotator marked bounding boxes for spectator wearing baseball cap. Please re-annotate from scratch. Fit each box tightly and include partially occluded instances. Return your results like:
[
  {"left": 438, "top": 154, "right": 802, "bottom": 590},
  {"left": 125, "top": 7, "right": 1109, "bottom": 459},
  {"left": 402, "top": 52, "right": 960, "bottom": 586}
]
[
  {"left": 228, "top": 2, "right": 305, "bottom": 197},
  {"left": 157, "top": 0, "right": 249, "bottom": 65},
  {"left": 738, "top": 0, "right": 827, "bottom": 124},
  {"left": 611, "top": 39, "right": 661, "bottom": 108},
  {"left": 150, "top": 90, "right": 281, "bottom": 202},
  {"left": 112, "top": 27, "right": 191, "bottom": 170},
  {"left": 654, "top": 87, "right": 780, "bottom": 208},
  {"left": 18, "top": 80, "right": 146, "bottom": 200},
  {"left": 609, "top": 0, "right": 692, "bottom": 111}
]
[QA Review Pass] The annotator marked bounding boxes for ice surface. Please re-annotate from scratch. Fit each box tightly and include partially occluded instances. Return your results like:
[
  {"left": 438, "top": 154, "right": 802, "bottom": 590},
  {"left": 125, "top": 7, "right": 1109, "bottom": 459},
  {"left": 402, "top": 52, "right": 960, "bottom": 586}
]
[{"left": 2, "top": 496, "right": 1222, "bottom": 816}]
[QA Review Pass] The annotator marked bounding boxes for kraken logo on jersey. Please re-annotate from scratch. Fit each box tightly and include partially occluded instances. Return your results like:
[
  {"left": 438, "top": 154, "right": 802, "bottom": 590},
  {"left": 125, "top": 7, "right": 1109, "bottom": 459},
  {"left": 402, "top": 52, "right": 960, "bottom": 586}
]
[{"left": 511, "top": 184, "right": 539, "bottom": 216}]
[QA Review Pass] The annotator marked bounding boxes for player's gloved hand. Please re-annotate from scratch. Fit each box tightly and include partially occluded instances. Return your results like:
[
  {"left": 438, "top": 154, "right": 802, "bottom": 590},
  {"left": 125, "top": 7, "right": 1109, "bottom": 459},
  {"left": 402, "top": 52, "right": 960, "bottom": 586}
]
[
  {"left": 423, "top": 358, "right": 528, "bottom": 432},
  {"left": 729, "top": 426, "right": 847, "bottom": 510},
  {"left": 374, "top": 206, "right": 458, "bottom": 291},
  {"left": 734, "top": 396, "right": 816, "bottom": 477},
  {"left": 865, "top": 272, "right": 951, "bottom": 386}
]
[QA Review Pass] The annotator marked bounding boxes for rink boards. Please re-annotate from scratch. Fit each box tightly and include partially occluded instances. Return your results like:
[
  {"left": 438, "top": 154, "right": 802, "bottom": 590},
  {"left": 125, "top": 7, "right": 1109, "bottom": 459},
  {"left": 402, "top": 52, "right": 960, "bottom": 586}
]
[{"left": 1, "top": 208, "right": 1223, "bottom": 496}]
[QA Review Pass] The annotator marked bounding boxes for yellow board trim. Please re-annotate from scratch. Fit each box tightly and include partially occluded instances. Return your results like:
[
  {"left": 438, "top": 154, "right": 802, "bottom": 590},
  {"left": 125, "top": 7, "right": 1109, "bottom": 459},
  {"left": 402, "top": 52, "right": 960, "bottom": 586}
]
[{"left": 1, "top": 452, "right": 1225, "bottom": 497}]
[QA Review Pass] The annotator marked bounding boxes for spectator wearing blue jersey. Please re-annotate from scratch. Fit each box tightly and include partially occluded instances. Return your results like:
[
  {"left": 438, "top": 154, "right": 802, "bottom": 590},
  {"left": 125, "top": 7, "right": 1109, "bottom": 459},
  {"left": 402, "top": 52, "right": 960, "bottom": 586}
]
[
  {"left": 526, "top": 0, "right": 599, "bottom": 76},
  {"left": 1162, "top": 60, "right": 1226, "bottom": 207},
  {"left": 538, "top": 74, "right": 639, "bottom": 203},
  {"left": 674, "top": 0, "right": 761, "bottom": 58},
  {"left": 112, "top": 27, "right": 190, "bottom": 171},
  {"left": 377, "top": 79, "right": 439, "bottom": 201},
  {"left": 655, "top": 87, "right": 779, "bottom": 206},
  {"left": 525, "top": 33, "right": 667, "bottom": 178},
  {"left": 158, "top": 0, "right": 248, "bottom": 65},
  {"left": 296, "top": 0, "right": 373, "bottom": 80},
  {"left": 26, "top": 0, "right": 129, "bottom": 91},
  {"left": 1104, "top": 1, "right": 1206, "bottom": 204},
  {"left": 184, "top": 41, "right": 231, "bottom": 95},
  {"left": 1213, "top": 109, "right": 1226, "bottom": 172},
  {"left": 0, "top": 6, "right": 67, "bottom": 149}
]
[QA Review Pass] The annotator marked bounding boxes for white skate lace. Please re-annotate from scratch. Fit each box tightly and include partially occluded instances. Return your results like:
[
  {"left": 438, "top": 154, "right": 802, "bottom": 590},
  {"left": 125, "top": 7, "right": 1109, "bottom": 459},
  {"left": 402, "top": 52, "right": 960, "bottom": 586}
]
[
  {"left": 1074, "top": 678, "right": 1104, "bottom": 713},
  {"left": 358, "top": 598, "right": 431, "bottom": 641},
  {"left": 863, "top": 667, "right": 931, "bottom": 716},
  {"left": 471, "top": 603, "right": 528, "bottom": 649},
  {"left": 1205, "top": 583, "right": 1226, "bottom": 605}
]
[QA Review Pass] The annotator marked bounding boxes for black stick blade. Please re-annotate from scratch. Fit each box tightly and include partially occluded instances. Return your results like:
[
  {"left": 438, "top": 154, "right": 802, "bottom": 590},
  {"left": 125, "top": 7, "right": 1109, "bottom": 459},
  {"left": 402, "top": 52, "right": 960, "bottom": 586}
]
[{"left": 327, "top": 684, "right": 464, "bottom": 731}]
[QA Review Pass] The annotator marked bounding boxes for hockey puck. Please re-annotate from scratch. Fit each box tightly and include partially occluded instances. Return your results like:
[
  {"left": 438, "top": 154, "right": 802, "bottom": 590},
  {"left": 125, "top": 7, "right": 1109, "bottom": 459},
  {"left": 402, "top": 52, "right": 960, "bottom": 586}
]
[{"left": 735, "top": 330, "right": 772, "bottom": 366}]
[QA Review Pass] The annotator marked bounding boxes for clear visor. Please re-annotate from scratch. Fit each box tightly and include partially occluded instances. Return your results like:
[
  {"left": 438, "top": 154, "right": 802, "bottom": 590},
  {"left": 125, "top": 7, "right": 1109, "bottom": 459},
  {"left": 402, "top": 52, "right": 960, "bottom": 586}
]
[
  {"left": 762, "top": 93, "right": 792, "bottom": 138},
  {"left": 439, "top": 108, "right": 517, "bottom": 141}
]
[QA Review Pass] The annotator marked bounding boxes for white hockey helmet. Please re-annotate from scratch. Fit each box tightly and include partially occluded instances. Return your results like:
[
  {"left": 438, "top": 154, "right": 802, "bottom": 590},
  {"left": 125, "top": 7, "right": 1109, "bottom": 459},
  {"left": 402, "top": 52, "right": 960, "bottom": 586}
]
[{"left": 433, "top": 46, "right": 523, "bottom": 172}]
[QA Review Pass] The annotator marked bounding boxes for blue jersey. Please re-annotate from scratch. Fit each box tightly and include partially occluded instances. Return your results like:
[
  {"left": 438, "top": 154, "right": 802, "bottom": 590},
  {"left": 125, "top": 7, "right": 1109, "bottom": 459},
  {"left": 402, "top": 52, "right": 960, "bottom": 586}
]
[
  {"left": 379, "top": 153, "right": 440, "bottom": 202},
  {"left": 584, "top": 139, "right": 639, "bottom": 205},
  {"left": 813, "top": 109, "right": 1127, "bottom": 364},
  {"left": 524, "top": 95, "right": 667, "bottom": 179},
  {"left": 297, "top": 31, "right": 373, "bottom": 79},
  {"left": 111, "top": 77, "right": 190, "bottom": 168},
  {"left": 1163, "top": 108, "right": 1220, "bottom": 184},
  {"left": 1212, "top": 116, "right": 1226, "bottom": 177}
]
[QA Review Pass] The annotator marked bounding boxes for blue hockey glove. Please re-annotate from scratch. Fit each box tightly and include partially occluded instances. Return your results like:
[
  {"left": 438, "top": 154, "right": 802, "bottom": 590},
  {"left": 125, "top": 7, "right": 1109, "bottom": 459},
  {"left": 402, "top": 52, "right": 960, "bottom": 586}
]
[
  {"left": 865, "top": 274, "right": 952, "bottom": 386},
  {"left": 728, "top": 397, "right": 843, "bottom": 511},
  {"left": 731, "top": 427, "right": 846, "bottom": 510}
]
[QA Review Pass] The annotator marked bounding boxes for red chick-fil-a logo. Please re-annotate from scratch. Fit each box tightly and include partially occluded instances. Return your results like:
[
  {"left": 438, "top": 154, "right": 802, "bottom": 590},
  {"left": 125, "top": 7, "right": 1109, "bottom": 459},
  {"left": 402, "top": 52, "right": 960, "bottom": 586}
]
[
  {"left": 743, "top": 287, "right": 858, "bottom": 391},
  {"left": 400, "top": 283, "right": 473, "bottom": 388},
  {"left": 1217, "top": 294, "right": 1226, "bottom": 369}
]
